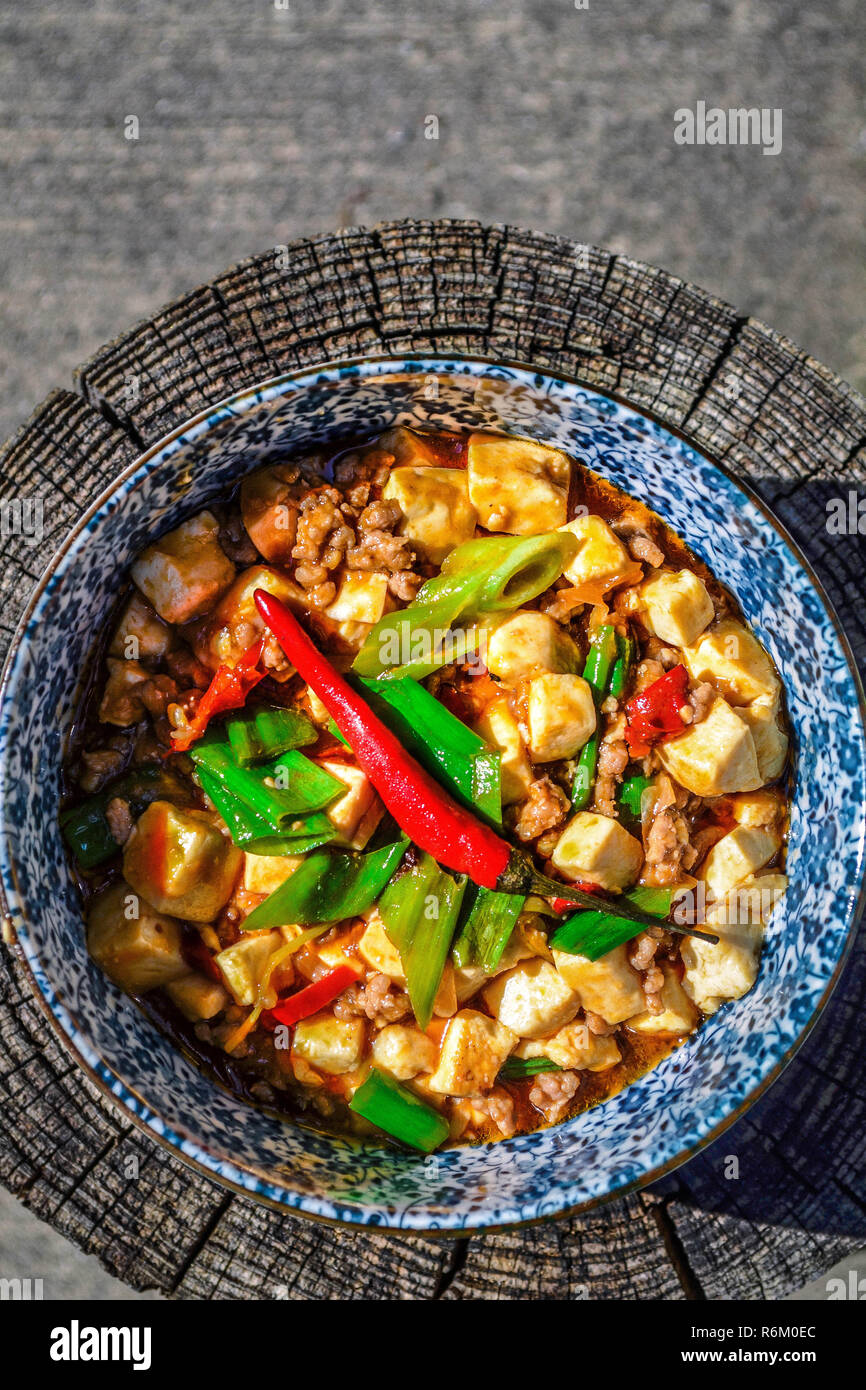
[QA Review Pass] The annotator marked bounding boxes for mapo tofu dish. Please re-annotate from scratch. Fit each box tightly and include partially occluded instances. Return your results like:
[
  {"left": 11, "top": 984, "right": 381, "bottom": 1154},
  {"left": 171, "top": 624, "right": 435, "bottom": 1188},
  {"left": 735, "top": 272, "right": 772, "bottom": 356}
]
[{"left": 63, "top": 427, "right": 789, "bottom": 1152}]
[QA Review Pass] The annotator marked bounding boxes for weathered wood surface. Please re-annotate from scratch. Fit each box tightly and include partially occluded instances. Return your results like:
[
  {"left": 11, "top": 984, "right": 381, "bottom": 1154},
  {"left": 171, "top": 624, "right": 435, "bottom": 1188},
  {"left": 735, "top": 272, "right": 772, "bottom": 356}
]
[{"left": 1, "top": 220, "right": 864, "bottom": 1300}]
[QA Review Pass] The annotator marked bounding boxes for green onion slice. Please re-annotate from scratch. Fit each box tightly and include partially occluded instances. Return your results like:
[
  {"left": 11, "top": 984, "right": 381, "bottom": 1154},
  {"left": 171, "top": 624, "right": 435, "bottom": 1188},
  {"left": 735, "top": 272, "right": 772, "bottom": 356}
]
[
  {"left": 226, "top": 704, "right": 317, "bottom": 765},
  {"left": 349, "top": 1069, "right": 449, "bottom": 1153},
  {"left": 451, "top": 884, "right": 525, "bottom": 972},
  {"left": 550, "top": 885, "right": 673, "bottom": 961},
  {"left": 241, "top": 839, "right": 409, "bottom": 932},
  {"left": 378, "top": 853, "right": 467, "bottom": 1029}
]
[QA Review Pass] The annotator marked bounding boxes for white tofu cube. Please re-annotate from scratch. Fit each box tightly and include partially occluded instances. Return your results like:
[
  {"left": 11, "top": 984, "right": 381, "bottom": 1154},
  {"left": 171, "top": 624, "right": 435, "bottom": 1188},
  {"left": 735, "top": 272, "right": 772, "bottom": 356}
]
[
  {"left": 739, "top": 693, "right": 789, "bottom": 782},
  {"left": 292, "top": 1014, "right": 366, "bottom": 1074},
  {"left": 526, "top": 672, "right": 596, "bottom": 762},
  {"left": 215, "top": 930, "right": 283, "bottom": 1006},
  {"left": 372, "top": 1024, "right": 437, "bottom": 1080},
  {"left": 550, "top": 811, "right": 644, "bottom": 891},
  {"left": 558, "top": 514, "right": 640, "bottom": 595},
  {"left": 517, "top": 1021, "right": 621, "bottom": 1072},
  {"left": 304, "top": 685, "right": 331, "bottom": 726},
  {"left": 680, "top": 875, "right": 785, "bottom": 1015},
  {"left": 682, "top": 619, "right": 780, "bottom": 706},
  {"left": 729, "top": 789, "right": 784, "bottom": 828},
  {"left": 700, "top": 825, "right": 780, "bottom": 900},
  {"left": 319, "top": 760, "right": 380, "bottom": 847},
  {"left": 242, "top": 853, "right": 302, "bottom": 896},
  {"left": 626, "top": 963, "right": 698, "bottom": 1035},
  {"left": 474, "top": 695, "right": 532, "bottom": 804},
  {"left": 426, "top": 1009, "right": 517, "bottom": 1095},
  {"left": 87, "top": 881, "right": 188, "bottom": 994},
  {"left": 239, "top": 462, "right": 301, "bottom": 565},
  {"left": 467, "top": 432, "right": 571, "bottom": 534},
  {"left": 483, "top": 957, "right": 580, "bottom": 1039},
  {"left": 357, "top": 910, "right": 405, "bottom": 982},
  {"left": 639, "top": 569, "right": 714, "bottom": 648},
  {"left": 482, "top": 610, "right": 580, "bottom": 685},
  {"left": 166, "top": 971, "right": 230, "bottom": 1021},
  {"left": 659, "top": 696, "right": 761, "bottom": 797},
  {"left": 325, "top": 571, "right": 390, "bottom": 626},
  {"left": 382, "top": 465, "right": 477, "bottom": 564},
  {"left": 131, "top": 510, "right": 235, "bottom": 625},
  {"left": 109, "top": 592, "right": 172, "bottom": 660},
  {"left": 552, "top": 943, "right": 644, "bottom": 1024},
  {"left": 375, "top": 426, "right": 442, "bottom": 467}
]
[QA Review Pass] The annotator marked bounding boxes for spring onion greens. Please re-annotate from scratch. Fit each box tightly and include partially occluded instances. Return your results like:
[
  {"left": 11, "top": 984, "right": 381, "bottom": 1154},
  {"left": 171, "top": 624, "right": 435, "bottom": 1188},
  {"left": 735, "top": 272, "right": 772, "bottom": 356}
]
[
  {"left": 451, "top": 884, "right": 525, "bottom": 972},
  {"left": 550, "top": 885, "right": 673, "bottom": 960},
  {"left": 378, "top": 853, "right": 467, "bottom": 1029},
  {"left": 618, "top": 773, "right": 652, "bottom": 821},
  {"left": 498, "top": 1056, "right": 561, "bottom": 1081},
  {"left": 189, "top": 736, "right": 344, "bottom": 827},
  {"left": 226, "top": 704, "right": 317, "bottom": 765},
  {"left": 349, "top": 1069, "right": 450, "bottom": 1152},
  {"left": 241, "top": 839, "right": 409, "bottom": 932},
  {"left": 197, "top": 769, "right": 337, "bottom": 856}
]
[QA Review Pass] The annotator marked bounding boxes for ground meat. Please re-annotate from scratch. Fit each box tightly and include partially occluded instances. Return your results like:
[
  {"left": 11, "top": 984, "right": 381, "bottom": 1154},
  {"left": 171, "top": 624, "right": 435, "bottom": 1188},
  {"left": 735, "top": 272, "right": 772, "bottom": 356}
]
[
  {"left": 628, "top": 932, "right": 659, "bottom": 972},
  {"left": 626, "top": 533, "right": 665, "bottom": 567},
  {"left": 593, "top": 736, "right": 630, "bottom": 817},
  {"left": 529, "top": 1069, "right": 580, "bottom": 1122},
  {"left": 470, "top": 1088, "right": 516, "bottom": 1138},
  {"left": 78, "top": 747, "right": 126, "bottom": 793},
  {"left": 105, "top": 796, "right": 134, "bottom": 845},
  {"left": 164, "top": 647, "right": 212, "bottom": 689},
  {"left": 585, "top": 1010, "right": 617, "bottom": 1036},
  {"left": 643, "top": 963, "right": 666, "bottom": 1013},
  {"left": 219, "top": 514, "right": 259, "bottom": 566},
  {"left": 634, "top": 658, "right": 665, "bottom": 692},
  {"left": 334, "top": 973, "right": 410, "bottom": 1025},
  {"left": 643, "top": 803, "right": 698, "bottom": 885},
  {"left": 688, "top": 822, "right": 730, "bottom": 867},
  {"left": 292, "top": 488, "right": 345, "bottom": 564},
  {"left": 681, "top": 681, "right": 714, "bottom": 726},
  {"left": 138, "top": 674, "right": 179, "bottom": 719},
  {"left": 514, "top": 777, "right": 570, "bottom": 842}
]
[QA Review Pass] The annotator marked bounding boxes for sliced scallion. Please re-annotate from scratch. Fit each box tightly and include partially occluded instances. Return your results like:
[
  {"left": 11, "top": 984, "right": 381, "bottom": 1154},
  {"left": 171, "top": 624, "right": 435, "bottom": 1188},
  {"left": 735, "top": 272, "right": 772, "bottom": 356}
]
[
  {"left": 498, "top": 1056, "right": 561, "bottom": 1081},
  {"left": 451, "top": 884, "right": 525, "bottom": 972},
  {"left": 349, "top": 1069, "right": 449, "bottom": 1152},
  {"left": 550, "top": 885, "right": 673, "bottom": 961},
  {"left": 378, "top": 853, "right": 467, "bottom": 1029},
  {"left": 226, "top": 704, "right": 317, "bottom": 765},
  {"left": 241, "top": 839, "right": 409, "bottom": 932}
]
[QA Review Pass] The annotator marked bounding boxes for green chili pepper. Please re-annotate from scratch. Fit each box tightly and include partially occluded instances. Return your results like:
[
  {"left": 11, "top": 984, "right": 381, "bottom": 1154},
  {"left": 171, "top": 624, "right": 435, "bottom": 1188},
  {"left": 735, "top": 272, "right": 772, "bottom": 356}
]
[
  {"left": 571, "top": 624, "right": 618, "bottom": 809},
  {"left": 608, "top": 633, "right": 635, "bottom": 700}
]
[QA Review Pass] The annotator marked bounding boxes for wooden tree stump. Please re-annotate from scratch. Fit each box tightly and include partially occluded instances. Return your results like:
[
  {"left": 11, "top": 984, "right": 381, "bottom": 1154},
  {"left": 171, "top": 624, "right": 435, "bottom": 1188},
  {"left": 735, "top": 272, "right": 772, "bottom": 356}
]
[{"left": 1, "top": 220, "right": 864, "bottom": 1300}]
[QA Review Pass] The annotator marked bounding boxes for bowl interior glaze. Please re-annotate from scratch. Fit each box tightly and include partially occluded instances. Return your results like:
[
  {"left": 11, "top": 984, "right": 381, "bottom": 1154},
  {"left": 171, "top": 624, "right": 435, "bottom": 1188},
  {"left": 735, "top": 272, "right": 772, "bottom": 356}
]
[{"left": 1, "top": 357, "right": 864, "bottom": 1232}]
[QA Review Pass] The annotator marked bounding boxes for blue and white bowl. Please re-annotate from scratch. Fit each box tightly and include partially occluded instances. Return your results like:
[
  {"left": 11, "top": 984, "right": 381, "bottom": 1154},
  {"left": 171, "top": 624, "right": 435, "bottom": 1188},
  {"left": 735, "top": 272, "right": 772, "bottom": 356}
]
[{"left": 1, "top": 357, "right": 864, "bottom": 1232}]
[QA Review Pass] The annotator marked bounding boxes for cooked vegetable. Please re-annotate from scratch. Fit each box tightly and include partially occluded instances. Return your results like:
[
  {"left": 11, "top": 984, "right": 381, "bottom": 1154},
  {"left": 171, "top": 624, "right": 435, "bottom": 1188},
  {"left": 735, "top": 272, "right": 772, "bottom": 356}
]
[
  {"left": 378, "top": 853, "right": 467, "bottom": 1029},
  {"left": 624, "top": 663, "right": 690, "bottom": 757},
  {"left": 265, "top": 964, "right": 359, "bottom": 1027},
  {"left": 349, "top": 1068, "right": 450, "bottom": 1152},
  {"left": 451, "top": 884, "right": 525, "bottom": 972},
  {"left": 60, "top": 766, "right": 188, "bottom": 869},
  {"left": 571, "top": 623, "right": 617, "bottom": 810},
  {"left": 123, "top": 801, "right": 243, "bottom": 922},
  {"left": 609, "top": 632, "right": 635, "bottom": 700},
  {"left": 498, "top": 1056, "right": 561, "bottom": 1081},
  {"left": 226, "top": 704, "right": 317, "bottom": 765},
  {"left": 549, "top": 885, "right": 674, "bottom": 961},
  {"left": 330, "top": 675, "right": 502, "bottom": 826},
  {"left": 255, "top": 590, "right": 673, "bottom": 931},
  {"left": 353, "top": 530, "right": 579, "bottom": 679},
  {"left": 170, "top": 639, "right": 265, "bottom": 751},
  {"left": 618, "top": 773, "right": 652, "bottom": 821},
  {"left": 197, "top": 768, "right": 336, "bottom": 855},
  {"left": 190, "top": 737, "right": 344, "bottom": 827},
  {"left": 241, "top": 839, "right": 408, "bottom": 932}
]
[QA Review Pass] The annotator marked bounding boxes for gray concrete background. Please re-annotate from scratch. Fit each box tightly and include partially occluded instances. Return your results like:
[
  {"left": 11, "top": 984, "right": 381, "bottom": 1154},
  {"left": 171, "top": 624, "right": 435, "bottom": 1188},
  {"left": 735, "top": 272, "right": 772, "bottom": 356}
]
[{"left": 1, "top": 0, "right": 863, "bottom": 1299}]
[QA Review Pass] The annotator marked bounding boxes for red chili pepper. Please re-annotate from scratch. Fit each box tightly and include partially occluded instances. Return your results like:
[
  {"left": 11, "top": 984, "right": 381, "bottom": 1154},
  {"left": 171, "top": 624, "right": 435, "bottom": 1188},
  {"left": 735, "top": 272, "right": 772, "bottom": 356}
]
[
  {"left": 624, "top": 665, "right": 690, "bottom": 757},
  {"left": 550, "top": 884, "right": 600, "bottom": 914},
  {"left": 252, "top": 591, "right": 676, "bottom": 936},
  {"left": 264, "top": 964, "right": 358, "bottom": 1028},
  {"left": 170, "top": 640, "right": 265, "bottom": 752}
]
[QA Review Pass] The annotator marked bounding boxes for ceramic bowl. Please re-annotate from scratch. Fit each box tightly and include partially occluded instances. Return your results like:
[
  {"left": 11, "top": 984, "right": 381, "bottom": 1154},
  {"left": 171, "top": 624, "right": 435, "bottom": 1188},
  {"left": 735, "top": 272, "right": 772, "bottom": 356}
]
[{"left": 2, "top": 356, "right": 864, "bottom": 1232}]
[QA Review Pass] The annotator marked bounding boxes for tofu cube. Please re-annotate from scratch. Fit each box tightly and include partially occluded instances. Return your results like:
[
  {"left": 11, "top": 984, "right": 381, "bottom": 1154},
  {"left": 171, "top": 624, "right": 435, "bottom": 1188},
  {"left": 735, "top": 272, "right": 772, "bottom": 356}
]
[
  {"left": 215, "top": 930, "right": 283, "bottom": 1006},
  {"left": 109, "top": 592, "right": 172, "bottom": 660},
  {"left": 325, "top": 571, "right": 390, "bottom": 626},
  {"left": 292, "top": 1014, "right": 366, "bottom": 1075},
  {"left": 680, "top": 876, "right": 786, "bottom": 1015},
  {"left": 700, "top": 825, "right": 780, "bottom": 900},
  {"left": 550, "top": 811, "right": 644, "bottom": 891},
  {"left": 131, "top": 510, "right": 235, "bottom": 625},
  {"left": 729, "top": 789, "right": 784, "bottom": 827},
  {"left": 242, "top": 852, "right": 302, "bottom": 897},
  {"left": 87, "top": 880, "right": 187, "bottom": 994},
  {"left": 304, "top": 685, "right": 331, "bottom": 726},
  {"left": 682, "top": 619, "right": 780, "bottom": 706},
  {"left": 98, "top": 657, "right": 150, "bottom": 726},
  {"left": 482, "top": 610, "right": 580, "bottom": 685},
  {"left": 626, "top": 963, "right": 698, "bottom": 1035},
  {"left": 372, "top": 1024, "right": 437, "bottom": 1080},
  {"left": 558, "top": 515, "right": 640, "bottom": 594},
  {"left": 467, "top": 432, "right": 571, "bottom": 534},
  {"left": 659, "top": 696, "right": 761, "bottom": 797},
  {"left": 426, "top": 1009, "right": 517, "bottom": 1096},
  {"left": 320, "top": 760, "right": 380, "bottom": 847},
  {"left": 375, "top": 426, "right": 442, "bottom": 468},
  {"left": 382, "top": 465, "right": 477, "bottom": 565},
  {"left": 358, "top": 910, "right": 405, "bottom": 982},
  {"left": 474, "top": 695, "right": 532, "bottom": 804},
  {"left": 483, "top": 957, "right": 580, "bottom": 1039},
  {"left": 552, "top": 943, "right": 644, "bottom": 1024},
  {"left": 239, "top": 463, "right": 301, "bottom": 565},
  {"left": 526, "top": 673, "right": 596, "bottom": 762},
  {"left": 315, "top": 930, "right": 364, "bottom": 975},
  {"left": 166, "top": 971, "right": 230, "bottom": 1021},
  {"left": 639, "top": 569, "right": 714, "bottom": 648},
  {"left": 123, "top": 802, "right": 242, "bottom": 923},
  {"left": 739, "top": 693, "right": 789, "bottom": 782},
  {"left": 517, "top": 1021, "right": 621, "bottom": 1072}
]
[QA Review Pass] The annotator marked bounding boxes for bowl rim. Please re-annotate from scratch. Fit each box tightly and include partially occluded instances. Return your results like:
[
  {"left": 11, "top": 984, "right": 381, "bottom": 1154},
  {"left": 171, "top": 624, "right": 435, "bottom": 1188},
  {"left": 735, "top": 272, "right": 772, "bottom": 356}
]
[{"left": 2, "top": 350, "right": 865, "bottom": 1235}]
